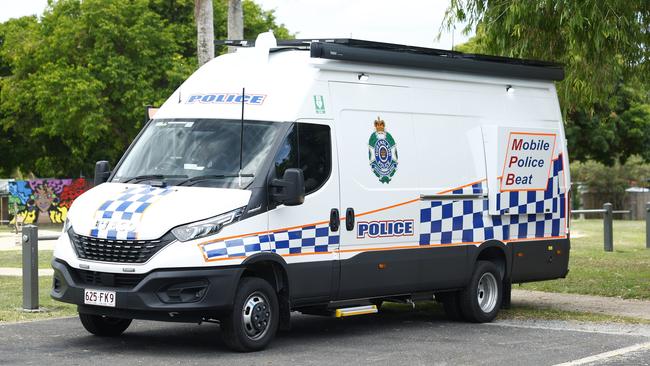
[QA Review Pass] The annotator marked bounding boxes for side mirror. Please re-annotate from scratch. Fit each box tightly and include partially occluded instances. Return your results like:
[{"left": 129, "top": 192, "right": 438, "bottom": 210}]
[
  {"left": 94, "top": 161, "right": 111, "bottom": 186},
  {"left": 271, "top": 168, "right": 305, "bottom": 206}
]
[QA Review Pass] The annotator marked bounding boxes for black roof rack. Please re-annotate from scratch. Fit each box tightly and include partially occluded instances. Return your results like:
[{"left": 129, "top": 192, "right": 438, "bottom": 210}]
[{"left": 215, "top": 38, "right": 564, "bottom": 81}]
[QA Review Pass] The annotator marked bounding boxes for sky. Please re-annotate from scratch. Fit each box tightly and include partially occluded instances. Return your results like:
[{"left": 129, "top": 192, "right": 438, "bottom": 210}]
[{"left": 0, "top": 0, "right": 473, "bottom": 50}]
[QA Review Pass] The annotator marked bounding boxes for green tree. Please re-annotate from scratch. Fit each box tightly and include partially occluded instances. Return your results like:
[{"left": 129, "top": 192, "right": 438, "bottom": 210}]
[
  {"left": 571, "top": 155, "right": 650, "bottom": 207},
  {"left": 0, "top": 0, "right": 291, "bottom": 178},
  {"left": 565, "top": 81, "right": 650, "bottom": 164},
  {"left": 443, "top": 0, "right": 650, "bottom": 114}
]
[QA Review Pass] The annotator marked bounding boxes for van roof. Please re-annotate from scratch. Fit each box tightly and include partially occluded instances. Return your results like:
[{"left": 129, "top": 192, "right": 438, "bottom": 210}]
[{"left": 216, "top": 38, "right": 564, "bottom": 82}]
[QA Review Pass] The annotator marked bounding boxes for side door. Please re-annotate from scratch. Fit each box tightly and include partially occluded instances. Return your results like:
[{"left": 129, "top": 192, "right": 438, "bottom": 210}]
[
  {"left": 330, "top": 82, "right": 421, "bottom": 300},
  {"left": 267, "top": 120, "right": 340, "bottom": 304}
]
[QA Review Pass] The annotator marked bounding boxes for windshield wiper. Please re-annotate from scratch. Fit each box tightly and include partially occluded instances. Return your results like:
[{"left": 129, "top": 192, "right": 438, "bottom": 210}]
[
  {"left": 123, "top": 174, "right": 187, "bottom": 184},
  {"left": 176, "top": 173, "right": 254, "bottom": 187}
]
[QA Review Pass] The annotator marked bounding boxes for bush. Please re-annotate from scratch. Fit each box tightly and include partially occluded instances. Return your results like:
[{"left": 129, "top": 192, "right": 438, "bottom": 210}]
[{"left": 571, "top": 155, "right": 650, "bottom": 208}]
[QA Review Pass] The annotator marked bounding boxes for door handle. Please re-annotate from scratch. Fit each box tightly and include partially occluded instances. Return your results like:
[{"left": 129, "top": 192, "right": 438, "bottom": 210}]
[
  {"left": 329, "top": 208, "right": 340, "bottom": 232},
  {"left": 345, "top": 207, "right": 355, "bottom": 231}
]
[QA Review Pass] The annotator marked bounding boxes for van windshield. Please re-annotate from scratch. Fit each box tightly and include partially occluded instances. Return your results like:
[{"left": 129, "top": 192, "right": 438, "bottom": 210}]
[{"left": 112, "top": 119, "right": 282, "bottom": 188}]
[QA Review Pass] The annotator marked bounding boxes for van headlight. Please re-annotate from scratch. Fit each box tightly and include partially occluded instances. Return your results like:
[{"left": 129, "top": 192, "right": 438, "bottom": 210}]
[{"left": 171, "top": 207, "right": 245, "bottom": 242}]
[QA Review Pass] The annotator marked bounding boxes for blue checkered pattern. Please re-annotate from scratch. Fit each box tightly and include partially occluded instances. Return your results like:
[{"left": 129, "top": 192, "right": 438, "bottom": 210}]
[
  {"left": 419, "top": 155, "right": 566, "bottom": 245},
  {"left": 202, "top": 223, "right": 340, "bottom": 260},
  {"left": 90, "top": 185, "right": 173, "bottom": 240}
]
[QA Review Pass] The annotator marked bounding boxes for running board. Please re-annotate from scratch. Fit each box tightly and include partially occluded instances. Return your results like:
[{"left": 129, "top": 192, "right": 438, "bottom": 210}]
[{"left": 334, "top": 305, "right": 378, "bottom": 318}]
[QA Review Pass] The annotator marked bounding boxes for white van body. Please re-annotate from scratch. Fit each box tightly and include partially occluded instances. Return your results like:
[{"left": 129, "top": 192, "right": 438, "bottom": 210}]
[{"left": 52, "top": 33, "right": 570, "bottom": 351}]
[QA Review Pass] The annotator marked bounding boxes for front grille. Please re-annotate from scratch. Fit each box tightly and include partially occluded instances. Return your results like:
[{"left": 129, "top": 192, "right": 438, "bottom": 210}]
[
  {"left": 72, "top": 268, "right": 146, "bottom": 289},
  {"left": 69, "top": 230, "right": 175, "bottom": 263}
]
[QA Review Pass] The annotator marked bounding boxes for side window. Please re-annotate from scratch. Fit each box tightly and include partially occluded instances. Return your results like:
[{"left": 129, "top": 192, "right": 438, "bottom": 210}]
[{"left": 273, "top": 123, "right": 332, "bottom": 195}]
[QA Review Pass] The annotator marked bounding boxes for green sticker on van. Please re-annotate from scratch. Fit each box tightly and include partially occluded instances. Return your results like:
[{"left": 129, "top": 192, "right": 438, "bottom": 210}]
[{"left": 313, "top": 95, "right": 325, "bottom": 114}]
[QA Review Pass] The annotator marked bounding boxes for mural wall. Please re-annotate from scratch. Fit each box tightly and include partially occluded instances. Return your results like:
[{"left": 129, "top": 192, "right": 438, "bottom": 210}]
[{"left": 8, "top": 179, "right": 89, "bottom": 224}]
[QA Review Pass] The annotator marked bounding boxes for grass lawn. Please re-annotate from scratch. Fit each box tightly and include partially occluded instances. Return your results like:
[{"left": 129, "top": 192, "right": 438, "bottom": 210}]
[
  {"left": 0, "top": 250, "right": 54, "bottom": 269},
  {"left": 0, "top": 225, "right": 15, "bottom": 233},
  {"left": 520, "top": 219, "right": 650, "bottom": 300},
  {"left": 0, "top": 276, "right": 76, "bottom": 322}
]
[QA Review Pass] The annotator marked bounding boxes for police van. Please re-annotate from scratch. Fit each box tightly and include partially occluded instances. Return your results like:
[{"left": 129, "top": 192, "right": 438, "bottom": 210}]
[{"left": 51, "top": 32, "right": 570, "bottom": 351}]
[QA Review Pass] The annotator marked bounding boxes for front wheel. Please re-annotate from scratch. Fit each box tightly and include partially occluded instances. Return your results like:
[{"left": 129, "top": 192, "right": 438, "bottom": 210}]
[
  {"left": 79, "top": 313, "right": 132, "bottom": 336},
  {"left": 220, "top": 277, "right": 279, "bottom": 352},
  {"left": 459, "top": 261, "right": 502, "bottom": 323}
]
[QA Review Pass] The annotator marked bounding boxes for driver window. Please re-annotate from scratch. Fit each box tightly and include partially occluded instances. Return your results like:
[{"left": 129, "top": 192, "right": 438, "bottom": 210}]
[{"left": 273, "top": 123, "right": 331, "bottom": 195}]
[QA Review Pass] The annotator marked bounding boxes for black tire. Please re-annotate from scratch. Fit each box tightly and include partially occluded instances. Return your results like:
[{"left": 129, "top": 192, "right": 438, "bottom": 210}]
[
  {"left": 458, "top": 261, "right": 503, "bottom": 323},
  {"left": 79, "top": 313, "right": 132, "bottom": 336},
  {"left": 220, "top": 277, "right": 279, "bottom": 352},
  {"left": 437, "top": 292, "right": 464, "bottom": 321}
]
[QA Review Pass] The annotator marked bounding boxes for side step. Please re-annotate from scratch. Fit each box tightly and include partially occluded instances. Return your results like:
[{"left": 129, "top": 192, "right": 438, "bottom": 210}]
[{"left": 334, "top": 305, "right": 378, "bottom": 318}]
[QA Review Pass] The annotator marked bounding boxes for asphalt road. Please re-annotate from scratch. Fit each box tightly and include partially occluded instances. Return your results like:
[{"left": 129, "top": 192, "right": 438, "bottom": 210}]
[{"left": 1, "top": 310, "right": 649, "bottom": 366}]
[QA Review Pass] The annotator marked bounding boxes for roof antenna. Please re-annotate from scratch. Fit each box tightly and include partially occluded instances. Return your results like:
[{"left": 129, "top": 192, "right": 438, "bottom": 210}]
[
  {"left": 178, "top": 88, "right": 181, "bottom": 103},
  {"left": 238, "top": 87, "right": 245, "bottom": 187}
]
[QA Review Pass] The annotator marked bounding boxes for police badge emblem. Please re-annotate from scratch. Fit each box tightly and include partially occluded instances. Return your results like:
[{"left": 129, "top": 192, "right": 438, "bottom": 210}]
[{"left": 368, "top": 117, "right": 398, "bottom": 183}]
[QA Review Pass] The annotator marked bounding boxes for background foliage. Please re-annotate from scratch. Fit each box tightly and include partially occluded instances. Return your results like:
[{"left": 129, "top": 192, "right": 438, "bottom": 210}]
[
  {"left": 571, "top": 156, "right": 650, "bottom": 208},
  {"left": 0, "top": 0, "right": 291, "bottom": 178},
  {"left": 445, "top": 0, "right": 650, "bottom": 165}
]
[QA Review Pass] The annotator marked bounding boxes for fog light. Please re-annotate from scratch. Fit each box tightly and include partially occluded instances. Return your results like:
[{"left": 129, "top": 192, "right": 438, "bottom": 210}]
[{"left": 158, "top": 280, "right": 209, "bottom": 303}]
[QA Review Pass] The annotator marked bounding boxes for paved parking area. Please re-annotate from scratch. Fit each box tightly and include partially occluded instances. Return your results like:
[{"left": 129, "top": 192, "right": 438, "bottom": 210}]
[{"left": 1, "top": 310, "right": 649, "bottom": 365}]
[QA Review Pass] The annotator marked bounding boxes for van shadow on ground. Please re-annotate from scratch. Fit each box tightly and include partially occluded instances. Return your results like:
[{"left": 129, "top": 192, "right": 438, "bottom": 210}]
[{"left": 65, "top": 303, "right": 450, "bottom": 354}]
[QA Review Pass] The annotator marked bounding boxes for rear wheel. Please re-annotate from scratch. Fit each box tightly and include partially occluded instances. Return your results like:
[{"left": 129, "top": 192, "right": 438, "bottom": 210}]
[
  {"left": 459, "top": 261, "right": 502, "bottom": 323},
  {"left": 79, "top": 313, "right": 132, "bottom": 336},
  {"left": 220, "top": 277, "right": 279, "bottom": 352}
]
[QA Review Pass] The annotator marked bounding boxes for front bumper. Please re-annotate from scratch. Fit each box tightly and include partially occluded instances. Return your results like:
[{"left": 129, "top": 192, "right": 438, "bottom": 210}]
[{"left": 51, "top": 259, "right": 243, "bottom": 322}]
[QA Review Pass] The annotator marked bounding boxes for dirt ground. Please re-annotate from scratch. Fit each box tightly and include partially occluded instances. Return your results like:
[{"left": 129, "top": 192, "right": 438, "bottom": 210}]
[{"left": 512, "top": 289, "right": 650, "bottom": 320}]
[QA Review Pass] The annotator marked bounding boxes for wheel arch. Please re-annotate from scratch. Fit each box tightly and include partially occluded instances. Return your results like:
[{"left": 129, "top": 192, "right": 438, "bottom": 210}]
[
  {"left": 241, "top": 253, "right": 290, "bottom": 294},
  {"left": 470, "top": 240, "right": 512, "bottom": 281}
]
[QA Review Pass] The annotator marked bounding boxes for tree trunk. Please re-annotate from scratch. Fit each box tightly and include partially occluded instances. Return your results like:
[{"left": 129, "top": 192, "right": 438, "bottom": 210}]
[
  {"left": 227, "top": 0, "right": 243, "bottom": 53},
  {"left": 195, "top": 0, "right": 214, "bottom": 66}
]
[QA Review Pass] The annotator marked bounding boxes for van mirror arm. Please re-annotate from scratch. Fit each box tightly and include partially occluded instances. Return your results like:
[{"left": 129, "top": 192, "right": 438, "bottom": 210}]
[{"left": 270, "top": 168, "right": 305, "bottom": 206}]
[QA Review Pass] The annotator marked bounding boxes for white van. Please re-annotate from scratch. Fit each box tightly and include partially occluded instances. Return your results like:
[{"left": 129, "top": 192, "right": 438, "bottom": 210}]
[{"left": 51, "top": 33, "right": 570, "bottom": 351}]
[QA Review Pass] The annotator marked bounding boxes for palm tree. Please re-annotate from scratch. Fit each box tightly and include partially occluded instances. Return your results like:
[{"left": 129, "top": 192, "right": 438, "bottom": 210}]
[
  {"left": 227, "top": 0, "right": 243, "bottom": 53},
  {"left": 195, "top": 0, "right": 214, "bottom": 66}
]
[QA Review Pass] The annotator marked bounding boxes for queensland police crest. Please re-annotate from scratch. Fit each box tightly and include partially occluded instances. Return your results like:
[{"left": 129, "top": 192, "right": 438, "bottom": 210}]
[{"left": 368, "top": 117, "right": 398, "bottom": 183}]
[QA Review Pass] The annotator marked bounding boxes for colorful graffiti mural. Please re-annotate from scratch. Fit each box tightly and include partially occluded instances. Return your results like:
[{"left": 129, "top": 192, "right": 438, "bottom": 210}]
[{"left": 8, "top": 179, "right": 89, "bottom": 224}]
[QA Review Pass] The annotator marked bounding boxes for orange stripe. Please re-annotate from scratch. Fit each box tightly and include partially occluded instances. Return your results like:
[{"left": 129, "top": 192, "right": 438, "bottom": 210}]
[
  {"left": 355, "top": 198, "right": 420, "bottom": 217},
  {"left": 204, "top": 255, "right": 248, "bottom": 262},
  {"left": 504, "top": 235, "right": 567, "bottom": 243}
]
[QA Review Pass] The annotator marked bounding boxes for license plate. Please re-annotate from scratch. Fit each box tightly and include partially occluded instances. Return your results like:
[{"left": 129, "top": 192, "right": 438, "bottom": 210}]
[{"left": 84, "top": 289, "right": 116, "bottom": 307}]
